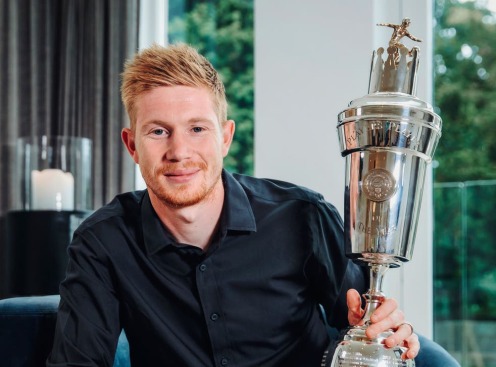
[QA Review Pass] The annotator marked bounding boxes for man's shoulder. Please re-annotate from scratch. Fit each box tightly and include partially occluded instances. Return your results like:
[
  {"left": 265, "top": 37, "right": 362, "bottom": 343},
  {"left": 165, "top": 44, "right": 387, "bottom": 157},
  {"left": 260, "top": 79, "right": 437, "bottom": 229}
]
[
  {"left": 76, "top": 190, "right": 146, "bottom": 234},
  {"left": 231, "top": 173, "right": 324, "bottom": 204}
]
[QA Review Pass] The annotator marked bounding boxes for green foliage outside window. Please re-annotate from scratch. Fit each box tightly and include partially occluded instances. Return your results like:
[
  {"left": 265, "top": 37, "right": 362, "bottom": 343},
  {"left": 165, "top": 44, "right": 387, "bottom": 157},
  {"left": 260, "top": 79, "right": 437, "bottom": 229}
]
[
  {"left": 434, "top": 0, "right": 496, "bottom": 321},
  {"left": 434, "top": 0, "right": 496, "bottom": 182},
  {"left": 433, "top": 1, "right": 496, "bottom": 364},
  {"left": 168, "top": 0, "right": 254, "bottom": 175}
]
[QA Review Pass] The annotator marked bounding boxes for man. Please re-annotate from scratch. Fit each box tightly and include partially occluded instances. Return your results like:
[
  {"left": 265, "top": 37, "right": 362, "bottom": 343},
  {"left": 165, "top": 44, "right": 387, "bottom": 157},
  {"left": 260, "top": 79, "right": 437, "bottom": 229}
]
[{"left": 47, "top": 44, "right": 455, "bottom": 366}]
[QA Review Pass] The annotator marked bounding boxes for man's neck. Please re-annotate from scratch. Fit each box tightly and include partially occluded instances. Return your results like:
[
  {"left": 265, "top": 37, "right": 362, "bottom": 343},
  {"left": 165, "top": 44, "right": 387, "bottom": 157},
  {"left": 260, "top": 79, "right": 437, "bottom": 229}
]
[{"left": 149, "top": 181, "right": 225, "bottom": 251}]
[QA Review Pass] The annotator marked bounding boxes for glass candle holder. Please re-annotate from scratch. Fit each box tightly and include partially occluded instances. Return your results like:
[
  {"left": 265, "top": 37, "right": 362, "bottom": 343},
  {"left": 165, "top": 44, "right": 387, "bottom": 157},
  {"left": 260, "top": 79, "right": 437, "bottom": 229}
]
[{"left": 15, "top": 135, "right": 92, "bottom": 211}]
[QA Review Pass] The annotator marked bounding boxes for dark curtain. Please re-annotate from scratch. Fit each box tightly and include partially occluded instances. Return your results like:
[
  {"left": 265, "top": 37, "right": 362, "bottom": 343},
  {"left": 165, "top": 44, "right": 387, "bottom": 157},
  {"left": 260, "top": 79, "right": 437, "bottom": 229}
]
[
  {"left": 0, "top": 0, "right": 139, "bottom": 214},
  {"left": 0, "top": 0, "right": 140, "bottom": 294}
]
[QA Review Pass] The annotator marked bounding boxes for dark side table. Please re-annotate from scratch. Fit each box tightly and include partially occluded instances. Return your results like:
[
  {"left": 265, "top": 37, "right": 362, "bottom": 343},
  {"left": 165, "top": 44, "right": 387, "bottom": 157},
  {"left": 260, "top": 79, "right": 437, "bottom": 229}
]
[{"left": 3, "top": 210, "right": 90, "bottom": 297}]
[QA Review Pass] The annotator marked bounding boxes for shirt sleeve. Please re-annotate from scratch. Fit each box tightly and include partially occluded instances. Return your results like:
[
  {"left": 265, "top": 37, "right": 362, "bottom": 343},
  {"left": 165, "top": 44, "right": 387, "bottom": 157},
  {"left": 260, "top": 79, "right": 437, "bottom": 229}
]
[
  {"left": 305, "top": 196, "right": 368, "bottom": 331},
  {"left": 46, "top": 230, "right": 121, "bottom": 367}
]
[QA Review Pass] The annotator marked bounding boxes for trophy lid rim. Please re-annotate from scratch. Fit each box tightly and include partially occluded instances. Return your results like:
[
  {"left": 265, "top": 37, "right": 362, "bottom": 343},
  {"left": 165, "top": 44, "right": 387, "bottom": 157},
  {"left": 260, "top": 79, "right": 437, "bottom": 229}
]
[{"left": 337, "top": 93, "right": 442, "bottom": 131}]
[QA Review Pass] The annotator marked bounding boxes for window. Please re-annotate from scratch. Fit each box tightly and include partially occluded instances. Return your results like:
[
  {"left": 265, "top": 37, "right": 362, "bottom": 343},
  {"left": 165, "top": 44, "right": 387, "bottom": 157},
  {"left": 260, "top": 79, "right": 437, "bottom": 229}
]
[
  {"left": 168, "top": 0, "right": 254, "bottom": 174},
  {"left": 433, "top": 1, "right": 496, "bottom": 365}
]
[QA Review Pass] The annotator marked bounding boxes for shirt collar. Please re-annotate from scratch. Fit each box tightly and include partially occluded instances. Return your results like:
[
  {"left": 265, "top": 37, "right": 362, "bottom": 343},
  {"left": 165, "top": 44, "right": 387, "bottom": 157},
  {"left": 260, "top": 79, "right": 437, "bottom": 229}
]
[
  {"left": 141, "top": 169, "right": 257, "bottom": 255},
  {"left": 221, "top": 169, "right": 257, "bottom": 232}
]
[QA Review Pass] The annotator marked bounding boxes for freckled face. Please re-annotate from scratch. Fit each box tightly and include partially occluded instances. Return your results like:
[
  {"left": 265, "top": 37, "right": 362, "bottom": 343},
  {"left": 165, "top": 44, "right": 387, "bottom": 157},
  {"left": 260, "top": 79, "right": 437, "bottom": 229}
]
[{"left": 122, "top": 86, "right": 234, "bottom": 208}]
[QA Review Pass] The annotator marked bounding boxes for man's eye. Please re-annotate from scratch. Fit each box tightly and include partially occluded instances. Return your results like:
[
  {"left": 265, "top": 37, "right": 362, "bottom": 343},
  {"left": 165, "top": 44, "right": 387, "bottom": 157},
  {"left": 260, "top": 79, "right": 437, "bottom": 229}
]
[
  {"left": 152, "top": 129, "right": 166, "bottom": 136},
  {"left": 192, "top": 127, "right": 205, "bottom": 133}
]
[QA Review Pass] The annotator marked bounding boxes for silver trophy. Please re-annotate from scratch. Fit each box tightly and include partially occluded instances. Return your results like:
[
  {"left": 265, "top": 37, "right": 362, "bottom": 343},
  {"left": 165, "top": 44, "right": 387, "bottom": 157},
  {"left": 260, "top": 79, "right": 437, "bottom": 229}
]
[{"left": 323, "top": 18, "right": 442, "bottom": 367}]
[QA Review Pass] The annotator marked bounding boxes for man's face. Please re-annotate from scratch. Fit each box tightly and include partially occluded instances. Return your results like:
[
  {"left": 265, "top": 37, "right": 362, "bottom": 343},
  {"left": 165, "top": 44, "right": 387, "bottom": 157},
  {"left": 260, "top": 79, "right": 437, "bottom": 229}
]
[{"left": 122, "top": 85, "right": 234, "bottom": 208}]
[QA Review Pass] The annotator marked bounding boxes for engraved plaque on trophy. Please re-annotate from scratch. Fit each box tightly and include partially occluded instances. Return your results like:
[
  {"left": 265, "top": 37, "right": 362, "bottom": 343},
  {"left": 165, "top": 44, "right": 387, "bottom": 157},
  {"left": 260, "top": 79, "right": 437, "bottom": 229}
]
[{"left": 321, "top": 18, "right": 442, "bottom": 367}]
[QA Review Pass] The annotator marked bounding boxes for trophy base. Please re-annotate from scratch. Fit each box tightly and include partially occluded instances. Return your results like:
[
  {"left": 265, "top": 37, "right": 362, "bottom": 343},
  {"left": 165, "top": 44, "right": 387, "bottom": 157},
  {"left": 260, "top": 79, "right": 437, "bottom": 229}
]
[{"left": 322, "top": 325, "right": 414, "bottom": 367}]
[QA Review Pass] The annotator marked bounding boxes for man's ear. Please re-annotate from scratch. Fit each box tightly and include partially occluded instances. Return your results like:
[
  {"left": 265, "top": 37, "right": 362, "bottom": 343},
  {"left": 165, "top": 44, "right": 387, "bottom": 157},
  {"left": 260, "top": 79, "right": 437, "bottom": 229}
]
[
  {"left": 222, "top": 120, "right": 235, "bottom": 157},
  {"left": 121, "top": 128, "right": 139, "bottom": 164}
]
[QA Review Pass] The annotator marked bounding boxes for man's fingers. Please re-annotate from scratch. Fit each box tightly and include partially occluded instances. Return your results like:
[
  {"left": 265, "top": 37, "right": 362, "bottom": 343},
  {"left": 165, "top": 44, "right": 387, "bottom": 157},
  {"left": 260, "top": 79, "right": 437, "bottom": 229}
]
[
  {"left": 369, "top": 321, "right": 419, "bottom": 360},
  {"left": 370, "top": 298, "right": 398, "bottom": 323},
  {"left": 349, "top": 293, "right": 418, "bottom": 361},
  {"left": 366, "top": 307, "right": 405, "bottom": 339},
  {"left": 384, "top": 322, "right": 415, "bottom": 348},
  {"left": 346, "top": 289, "right": 364, "bottom": 325},
  {"left": 401, "top": 333, "right": 420, "bottom": 360}
]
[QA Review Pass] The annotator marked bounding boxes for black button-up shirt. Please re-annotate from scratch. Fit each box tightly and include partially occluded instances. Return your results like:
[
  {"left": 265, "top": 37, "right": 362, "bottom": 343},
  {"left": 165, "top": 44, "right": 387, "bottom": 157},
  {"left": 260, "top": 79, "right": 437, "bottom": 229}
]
[{"left": 47, "top": 170, "right": 367, "bottom": 367}]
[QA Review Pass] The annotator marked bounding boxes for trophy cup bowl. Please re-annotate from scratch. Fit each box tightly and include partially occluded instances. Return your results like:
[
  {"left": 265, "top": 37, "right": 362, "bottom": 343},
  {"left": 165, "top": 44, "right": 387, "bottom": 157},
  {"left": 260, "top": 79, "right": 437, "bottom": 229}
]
[{"left": 323, "top": 19, "right": 442, "bottom": 367}]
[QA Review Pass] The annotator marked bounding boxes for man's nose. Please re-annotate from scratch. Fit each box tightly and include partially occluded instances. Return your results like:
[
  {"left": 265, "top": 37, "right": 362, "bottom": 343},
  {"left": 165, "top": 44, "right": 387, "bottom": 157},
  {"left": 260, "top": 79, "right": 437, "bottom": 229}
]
[{"left": 165, "top": 132, "right": 191, "bottom": 161}]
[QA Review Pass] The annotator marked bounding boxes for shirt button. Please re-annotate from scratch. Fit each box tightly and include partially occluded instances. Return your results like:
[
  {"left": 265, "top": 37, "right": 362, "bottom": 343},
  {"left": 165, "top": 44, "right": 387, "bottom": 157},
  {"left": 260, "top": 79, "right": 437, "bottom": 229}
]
[
  {"left": 220, "top": 357, "right": 228, "bottom": 366},
  {"left": 199, "top": 264, "right": 207, "bottom": 272},
  {"left": 210, "top": 313, "right": 219, "bottom": 321}
]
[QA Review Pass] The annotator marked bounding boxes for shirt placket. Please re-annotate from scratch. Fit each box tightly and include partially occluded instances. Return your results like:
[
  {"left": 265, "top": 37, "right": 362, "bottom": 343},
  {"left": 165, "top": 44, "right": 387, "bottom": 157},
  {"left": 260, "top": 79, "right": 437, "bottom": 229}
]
[{"left": 196, "top": 256, "right": 233, "bottom": 367}]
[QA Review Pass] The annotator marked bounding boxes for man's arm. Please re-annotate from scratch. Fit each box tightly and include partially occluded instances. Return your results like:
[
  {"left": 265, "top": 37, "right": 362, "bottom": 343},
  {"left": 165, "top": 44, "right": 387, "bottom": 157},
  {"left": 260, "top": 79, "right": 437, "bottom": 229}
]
[
  {"left": 47, "top": 232, "right": 121, "bottom": 366},
  {"left": 306, "top": 197, "right": 368, "bottom": 330}
]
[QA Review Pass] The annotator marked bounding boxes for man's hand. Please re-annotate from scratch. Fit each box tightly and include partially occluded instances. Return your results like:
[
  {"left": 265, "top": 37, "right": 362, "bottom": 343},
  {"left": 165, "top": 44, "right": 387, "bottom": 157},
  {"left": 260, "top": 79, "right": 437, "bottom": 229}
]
[{"left": 346, "top": 289, "right": 419, "bottom": 360}]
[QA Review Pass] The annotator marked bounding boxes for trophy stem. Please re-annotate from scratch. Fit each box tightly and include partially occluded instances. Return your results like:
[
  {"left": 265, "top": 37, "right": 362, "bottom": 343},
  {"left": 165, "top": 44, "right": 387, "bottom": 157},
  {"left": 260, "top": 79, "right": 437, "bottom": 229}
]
[{"left": 361, "top": 263, "right": 390, "bottom": 325}]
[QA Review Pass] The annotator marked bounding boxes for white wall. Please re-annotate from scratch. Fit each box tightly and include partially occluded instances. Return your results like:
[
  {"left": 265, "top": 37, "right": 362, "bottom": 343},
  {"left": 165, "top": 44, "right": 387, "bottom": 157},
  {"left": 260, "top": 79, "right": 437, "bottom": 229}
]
[{"left": 255, "top": 0, "right": 435, "bottom": 337}]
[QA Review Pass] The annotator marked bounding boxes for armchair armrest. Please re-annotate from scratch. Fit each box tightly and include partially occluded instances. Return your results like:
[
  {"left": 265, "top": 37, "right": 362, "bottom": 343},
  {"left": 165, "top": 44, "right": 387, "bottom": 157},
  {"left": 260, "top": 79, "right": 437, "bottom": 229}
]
[{"left": 0, "top": 295, "right": 130, "bottom": 367}]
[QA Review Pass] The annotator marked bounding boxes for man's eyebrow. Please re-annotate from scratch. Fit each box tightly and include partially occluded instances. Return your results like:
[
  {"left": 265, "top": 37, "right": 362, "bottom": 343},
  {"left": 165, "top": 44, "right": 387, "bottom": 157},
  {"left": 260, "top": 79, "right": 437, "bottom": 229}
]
[
  {"left": 139, "top": 117, "right": 217, "bottom": 132},
  {"left": 188, "top": 117, "right": 216, "bottom": 125},
  {"left": 139, "top": 120, "right": 168, "bottom": 131},
  {"left": 142, "top": 119, "right": 166, "bottom": 126}
]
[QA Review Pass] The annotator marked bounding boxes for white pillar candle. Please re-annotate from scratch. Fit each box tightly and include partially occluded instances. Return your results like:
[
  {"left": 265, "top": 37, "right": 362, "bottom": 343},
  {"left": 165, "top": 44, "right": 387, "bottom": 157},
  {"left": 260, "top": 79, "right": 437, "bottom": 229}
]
[{"left": 31, "top": 169, "right": 75, "bottom": 211}]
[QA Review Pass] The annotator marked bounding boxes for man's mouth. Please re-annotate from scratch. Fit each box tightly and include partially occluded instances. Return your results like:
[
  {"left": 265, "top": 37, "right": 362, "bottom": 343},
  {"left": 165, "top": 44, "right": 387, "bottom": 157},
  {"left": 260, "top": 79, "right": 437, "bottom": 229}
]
[{"left": 163, "top": 167, "right": 201, "bottom": 183}]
